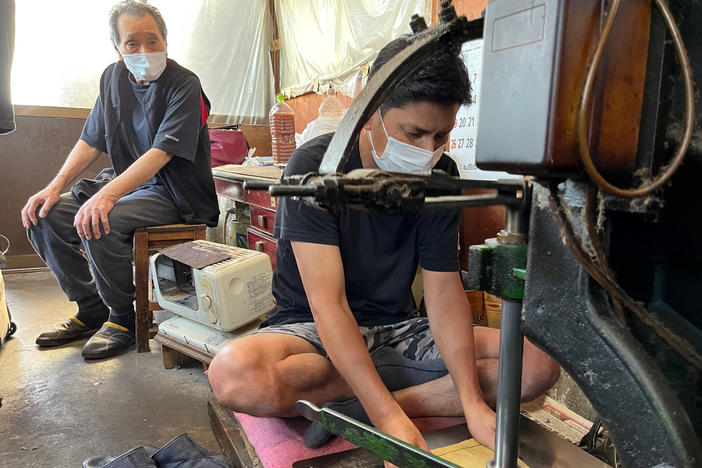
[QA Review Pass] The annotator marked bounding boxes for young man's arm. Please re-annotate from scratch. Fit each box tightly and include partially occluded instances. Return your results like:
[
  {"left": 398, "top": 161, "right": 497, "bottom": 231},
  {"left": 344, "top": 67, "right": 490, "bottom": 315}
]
[
  {"left": 422, "top": 268, "right": 497, "bottom": 449},
  {"left": 291, "top": 240, "right": 431, "bottom": 452},
  {"left": 21, "top": 140, "right": 102, "bottom": 228},
  {"left": 72, "top": 148, "right": 172, "bottom": 240}
]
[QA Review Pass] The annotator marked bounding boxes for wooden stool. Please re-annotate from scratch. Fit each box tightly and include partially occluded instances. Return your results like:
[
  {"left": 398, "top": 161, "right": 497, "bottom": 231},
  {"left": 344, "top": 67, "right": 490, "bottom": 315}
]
[{"left": 134, "top": 223, "right": 207, "bottom": 352}]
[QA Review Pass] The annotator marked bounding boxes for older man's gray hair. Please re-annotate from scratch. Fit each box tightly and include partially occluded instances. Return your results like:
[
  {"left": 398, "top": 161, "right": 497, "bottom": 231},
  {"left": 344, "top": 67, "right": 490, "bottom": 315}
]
[{"left": 108, "top": 1, "right": 167, "bottom": 45}]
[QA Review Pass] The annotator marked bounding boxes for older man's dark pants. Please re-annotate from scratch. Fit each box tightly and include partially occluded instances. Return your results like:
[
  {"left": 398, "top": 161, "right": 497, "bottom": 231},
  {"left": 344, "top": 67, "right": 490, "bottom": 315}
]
[{"left": 28, "top": 185, "right": 181, "bottom": 329}]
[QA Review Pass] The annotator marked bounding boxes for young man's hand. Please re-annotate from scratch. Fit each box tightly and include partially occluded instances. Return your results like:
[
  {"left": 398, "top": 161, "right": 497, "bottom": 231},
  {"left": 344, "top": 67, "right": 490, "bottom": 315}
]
[
  {"left": 465, "top": 400, "right": 497, "bottom": 450},
  {"left": 374, "top": 410, "right": 429, "bottom": 468}
]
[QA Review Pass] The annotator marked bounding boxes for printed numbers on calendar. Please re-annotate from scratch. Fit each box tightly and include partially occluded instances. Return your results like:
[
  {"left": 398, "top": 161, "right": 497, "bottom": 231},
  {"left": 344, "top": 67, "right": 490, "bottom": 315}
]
[
  {"left": 455, "top": 116, "right": 475, "bottom": 129},
  {"left": 451, "top": 138, "right": 475, "bottom": 150}
]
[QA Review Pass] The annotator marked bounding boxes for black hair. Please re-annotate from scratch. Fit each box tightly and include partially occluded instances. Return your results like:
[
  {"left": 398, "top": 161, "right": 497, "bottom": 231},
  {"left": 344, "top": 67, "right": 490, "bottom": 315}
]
[
  {"left": 369, "top": 35, "right": 472, "bottom": 112},
  {"left": 109, "top": 1, "right": 167, "bottom": 45}
]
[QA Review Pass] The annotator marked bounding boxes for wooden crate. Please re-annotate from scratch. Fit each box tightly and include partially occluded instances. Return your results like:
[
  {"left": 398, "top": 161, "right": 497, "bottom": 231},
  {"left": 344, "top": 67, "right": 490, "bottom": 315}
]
[{"left": 465, "top": 290, "right": 501, "bottom": 329}]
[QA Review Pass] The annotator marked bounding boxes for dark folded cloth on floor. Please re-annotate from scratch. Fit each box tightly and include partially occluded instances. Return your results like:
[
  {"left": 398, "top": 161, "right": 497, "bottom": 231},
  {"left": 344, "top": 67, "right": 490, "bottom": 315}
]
[{"left": 82, "top": 433, "right": 230, "bottom": 468}]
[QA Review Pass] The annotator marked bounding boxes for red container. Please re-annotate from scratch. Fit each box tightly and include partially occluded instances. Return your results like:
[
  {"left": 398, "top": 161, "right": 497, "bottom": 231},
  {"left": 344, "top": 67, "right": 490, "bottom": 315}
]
[{"left": 209, "top": 127, "right": 249, "bottom": 168}]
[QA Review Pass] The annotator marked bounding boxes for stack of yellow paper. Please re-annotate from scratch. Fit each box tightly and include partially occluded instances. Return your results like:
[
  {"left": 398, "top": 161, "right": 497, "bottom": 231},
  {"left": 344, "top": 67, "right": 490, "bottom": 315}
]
[{"left": 432, "top": 439, "right": 529, "bottom": 468}]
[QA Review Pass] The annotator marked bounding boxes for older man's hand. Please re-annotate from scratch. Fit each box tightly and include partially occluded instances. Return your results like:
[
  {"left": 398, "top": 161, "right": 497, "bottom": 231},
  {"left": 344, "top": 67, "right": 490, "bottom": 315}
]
[
  {"left": 21, "top": 187, "right": 62, "bottom": 228},
  {"left": 73, "top": 191, "right": 118, "bottom": 240}
]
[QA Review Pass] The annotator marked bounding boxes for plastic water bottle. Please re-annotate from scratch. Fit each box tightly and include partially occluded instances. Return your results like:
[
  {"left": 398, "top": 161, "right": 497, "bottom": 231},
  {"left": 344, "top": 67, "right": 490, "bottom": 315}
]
[
  {"left": 318, "top": 88, "right": 345, "bottom": 124},
  {"left": 269, "top": 94, "right": 296, "bottom": 164},
  {"left": 299, "top": 88, "right": 346, "bottom": 143}
]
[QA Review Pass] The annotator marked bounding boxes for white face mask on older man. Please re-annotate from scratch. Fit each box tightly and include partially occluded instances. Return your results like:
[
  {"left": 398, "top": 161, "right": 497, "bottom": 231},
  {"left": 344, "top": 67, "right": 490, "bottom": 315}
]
[
  {"left": 368, "top": 110, "right": 445, "bottom": 175},
  {"left": 123, "top": 51, "right": 167, "bottom": 83}
]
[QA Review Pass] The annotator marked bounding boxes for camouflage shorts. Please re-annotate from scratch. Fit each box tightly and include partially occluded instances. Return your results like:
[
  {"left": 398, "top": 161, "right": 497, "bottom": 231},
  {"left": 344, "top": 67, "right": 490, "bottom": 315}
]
[{"left": 255, "top": 317, "right": 440, "bottom": 361}]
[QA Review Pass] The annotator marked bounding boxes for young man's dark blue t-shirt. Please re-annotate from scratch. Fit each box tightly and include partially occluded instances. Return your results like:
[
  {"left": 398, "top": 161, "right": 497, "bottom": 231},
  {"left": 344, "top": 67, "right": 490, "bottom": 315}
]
[{"left": 263, "top": 133, "right": 461, "bottom": 328}]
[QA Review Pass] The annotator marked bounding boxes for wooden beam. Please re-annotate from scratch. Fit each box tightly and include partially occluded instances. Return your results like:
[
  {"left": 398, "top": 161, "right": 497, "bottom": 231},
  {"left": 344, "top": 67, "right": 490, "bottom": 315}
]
[
  {"left": 208, "top": 398, "right": 261, "bottom": 468},
  {"left": 269, "top": 0, "right": 281, "bottom": 95},
  {"left": 13, "top": 105, "right": 90, "bottom": 119}
]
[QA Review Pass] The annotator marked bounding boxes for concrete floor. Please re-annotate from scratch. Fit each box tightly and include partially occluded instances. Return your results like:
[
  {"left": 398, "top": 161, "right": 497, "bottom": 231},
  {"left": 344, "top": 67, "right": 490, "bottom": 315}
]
[{"left": 0, "top": 270, "right": 221, "bottom": 468}]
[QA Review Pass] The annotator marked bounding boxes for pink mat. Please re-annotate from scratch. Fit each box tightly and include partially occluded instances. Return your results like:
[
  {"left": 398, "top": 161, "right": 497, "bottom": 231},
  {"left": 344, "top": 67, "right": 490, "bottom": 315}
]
[{"left": 234, "top": 411, "right": 466, "bottom": 467}]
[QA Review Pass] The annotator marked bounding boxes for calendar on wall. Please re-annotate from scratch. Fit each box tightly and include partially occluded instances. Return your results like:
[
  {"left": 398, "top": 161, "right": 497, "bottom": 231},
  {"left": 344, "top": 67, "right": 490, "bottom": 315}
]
[{"left": 449, "top": 39, "right": 519, "bottom": 180}]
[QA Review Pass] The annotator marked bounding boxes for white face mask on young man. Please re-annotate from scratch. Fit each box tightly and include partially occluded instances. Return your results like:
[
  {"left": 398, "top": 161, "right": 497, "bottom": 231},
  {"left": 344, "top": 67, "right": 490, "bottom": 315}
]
[
  {"left": 368, "top": 110, "right": 445, "bottom": 175},
  {"left": 122, "top": 51, "right": 167, "bottom": 83}
]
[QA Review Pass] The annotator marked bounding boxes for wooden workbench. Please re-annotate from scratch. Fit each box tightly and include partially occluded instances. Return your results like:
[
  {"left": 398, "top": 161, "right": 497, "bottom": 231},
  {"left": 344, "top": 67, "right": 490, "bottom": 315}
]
[{"left": 212, "top": 164, "right": 283, "bottom": 269}]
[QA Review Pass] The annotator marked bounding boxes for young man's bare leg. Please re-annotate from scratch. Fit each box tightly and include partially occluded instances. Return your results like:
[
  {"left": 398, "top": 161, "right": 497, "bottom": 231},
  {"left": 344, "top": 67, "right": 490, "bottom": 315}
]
[
  {"left": 471, "top": 327, "right": 561, "bottom": 407},
  {"left": 304, "top": 328, "right": 560, "bottom": 447},
  {"left": 208, "top": 333, "right": 353, "bottom": 417},
  {"left": 397, "top": 328, "right": 560, "bottom": 414},
  {"left": 342, "top": 327, "right": 559, "bottom": 418}
]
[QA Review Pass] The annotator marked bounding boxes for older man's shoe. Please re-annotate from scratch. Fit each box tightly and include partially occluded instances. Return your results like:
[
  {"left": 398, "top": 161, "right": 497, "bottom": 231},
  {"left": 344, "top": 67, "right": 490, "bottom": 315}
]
[
  {"left": 35, "top": 317, "right": 98, "bottom": 347},
  {"left": 81, "top": 322, "right": 135, "bottom": 359}
]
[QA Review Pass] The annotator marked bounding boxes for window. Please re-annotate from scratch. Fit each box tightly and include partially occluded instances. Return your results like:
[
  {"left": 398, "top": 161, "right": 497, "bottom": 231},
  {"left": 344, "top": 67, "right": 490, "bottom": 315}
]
[
  {"left": 12, "top": 1, "right": 117, "bottom": 108},
  {"left": 11, "top": 0, "right": 274, "bottom": 123}
]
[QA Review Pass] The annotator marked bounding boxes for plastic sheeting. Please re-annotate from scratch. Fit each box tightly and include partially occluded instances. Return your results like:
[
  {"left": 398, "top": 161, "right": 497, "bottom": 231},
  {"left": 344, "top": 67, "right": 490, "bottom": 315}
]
[
  {"left": 276, "top": 0, "right": 431, "bottom": 98},
  {"left": 152, "top": 0, "right": 274, "bottom": 124}
]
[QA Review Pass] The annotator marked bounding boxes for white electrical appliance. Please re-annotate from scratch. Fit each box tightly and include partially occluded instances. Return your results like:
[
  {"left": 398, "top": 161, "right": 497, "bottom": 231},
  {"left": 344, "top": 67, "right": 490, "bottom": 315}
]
[
  {"left": 157, "top": 315, "right": 260, "bottom": 356},
  {"left": 150, "top": 241, "right": 275, "bottom": 332}
]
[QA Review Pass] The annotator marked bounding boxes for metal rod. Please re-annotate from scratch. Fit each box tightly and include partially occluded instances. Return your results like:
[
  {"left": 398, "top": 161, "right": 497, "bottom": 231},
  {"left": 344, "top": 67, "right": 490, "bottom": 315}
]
[
  {"left": 243, "top": 181, "right": 274, "bottom": 191},
  {"left": 504, "top": 201, "right": 528, "bottom": 235},
  {"left": 269, "top": 185, "right": 318, "bottom": 197},
  {"left": 489, "top": 299, "right": 524, "bottom": 468},
  {"left": 423, "top": 194, "right": 522, "bottom": 209},
  {"left": 439, "top": 177, "right": 524, "bottom": 191}
]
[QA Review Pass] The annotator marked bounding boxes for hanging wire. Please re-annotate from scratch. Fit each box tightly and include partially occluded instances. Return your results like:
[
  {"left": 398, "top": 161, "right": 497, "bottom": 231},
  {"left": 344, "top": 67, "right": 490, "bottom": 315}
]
[
  {"left": 583, "top": 186, "right": 625, "bottom": 321},
  {"left": 0, "top": 234, "right": 9, "bottom": 255},
  {"left": 576, "top": 0, "right": 695, "bottom": 198}
]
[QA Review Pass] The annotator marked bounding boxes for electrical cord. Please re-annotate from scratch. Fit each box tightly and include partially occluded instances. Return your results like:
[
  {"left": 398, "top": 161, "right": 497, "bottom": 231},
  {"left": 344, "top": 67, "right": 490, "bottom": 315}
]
[
  {"left": 0, "top": 234, "right": 9, "bottom": 255},
  {"left": 583, "top": 186, "right": 625, "bottom": 320},
  {"left": 0, "top": 234, "right": 9, "bottom": 269},
  {"left": 547, "top": 184, "right": 702, "bottom": 372},
  {"left": 576, "top": 0, "right": 695, "bottom": 198}
]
